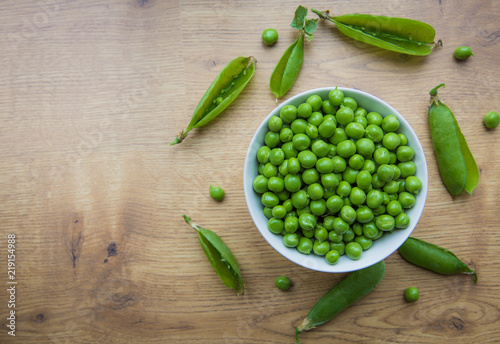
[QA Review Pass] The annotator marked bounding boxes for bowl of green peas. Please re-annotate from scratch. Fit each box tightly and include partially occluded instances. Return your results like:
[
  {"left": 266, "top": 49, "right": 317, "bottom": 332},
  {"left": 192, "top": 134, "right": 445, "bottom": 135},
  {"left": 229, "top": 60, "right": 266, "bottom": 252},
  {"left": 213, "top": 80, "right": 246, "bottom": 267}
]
[{"left": 244, "top": 87, "right": 428, "bottom": 273}]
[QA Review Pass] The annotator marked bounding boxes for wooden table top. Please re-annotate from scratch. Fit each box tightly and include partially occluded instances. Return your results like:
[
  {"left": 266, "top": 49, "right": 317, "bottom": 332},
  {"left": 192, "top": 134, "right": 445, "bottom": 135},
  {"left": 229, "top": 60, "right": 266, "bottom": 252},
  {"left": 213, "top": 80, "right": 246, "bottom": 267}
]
[{"left": 1, "top": 1, "right": 499, "bottom": 343}]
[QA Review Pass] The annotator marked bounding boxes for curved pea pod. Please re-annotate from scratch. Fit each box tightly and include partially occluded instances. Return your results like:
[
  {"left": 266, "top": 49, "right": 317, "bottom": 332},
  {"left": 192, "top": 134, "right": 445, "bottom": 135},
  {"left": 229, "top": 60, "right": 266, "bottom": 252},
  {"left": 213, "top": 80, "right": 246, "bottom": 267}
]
[
  {"left": 312, "top": 10, "right": 437, "bottom": 56},
  {"left": 428, "top": 83, "right": 479, "bottom": 196},
  {"left": 171, "top": 56, "right": 255, "bottom": 145},
  {"left": 295, "top": 261, "right": 385, "bottom": 343},
  {"left": 270, "top": 34, "right": 304, "bottom": 99},
  {"left": 182, "top": 215, "right": 244, "bottom": 295},
  {"left": 399, "top": 237, "right": 477, "bottom": 283}
]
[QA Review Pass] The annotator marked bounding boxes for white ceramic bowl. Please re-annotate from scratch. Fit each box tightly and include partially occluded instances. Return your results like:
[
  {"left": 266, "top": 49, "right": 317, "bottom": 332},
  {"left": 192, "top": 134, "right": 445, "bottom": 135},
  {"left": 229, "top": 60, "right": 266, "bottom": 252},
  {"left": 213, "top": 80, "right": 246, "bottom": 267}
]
[{"left": 244, "top": 87, "right": 428, "bottom": 273}]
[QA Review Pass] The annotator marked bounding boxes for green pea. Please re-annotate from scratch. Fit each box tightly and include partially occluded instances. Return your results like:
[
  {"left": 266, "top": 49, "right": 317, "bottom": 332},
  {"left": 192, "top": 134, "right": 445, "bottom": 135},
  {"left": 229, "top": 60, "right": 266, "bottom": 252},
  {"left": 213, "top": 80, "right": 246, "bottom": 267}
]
[
  {"left": 340, "top": 205, "right": 357, "bottom": 225},
  {"left": 322, "top": 100, "right": 338, "bottom": 115},
  {"left": 279, "top": 127, "right": 294, "bottom": 143},
  {"left": 316, "top": 157, "right": 334, "bottom": 174},
  {"left": 284, "top": 174, "right": 301, "bottom": 192},
  {"left": 331, "top": 156, "right": 347, "bottom": 173},
  {"left": 382, "top": 132, "right": 401, "bottom": 150},
  {"left": 298, "top": 102, "right": 313, "bottom": 118},
  {"left": 257, "top": 146, "right": 271, "bottom": 164},
  {"left": 299, "top": 213, "right": 317, "bottom": 231},
  {"left": 345, "top": 242, "right": 363, "bottom": 260},
  {"left": 209, "top": 185, "right": 225, "bottom": 201},
  {"left": 262, "top": 28, "right": 279, "bottom": 45},
  {"left": 280, "top": 105, "right": 298, "bottom": 124},
  {"left": 356, "top": 138, "right": 375, "bottom": 157},
  {"left": 395, "top": 212, "right": 410, "bottom": 229},
  {"left": 268, "top": 116, "right": 283, "bottom": 132},
  {"left": 283, "top": 233, "right": 299, "bottom": 247},
  {"left": 382, "top": 115, "right": 400, "bottom": 132},
  {"left": 291, "top": 119, "right": 308, "bottom": 134},
  {"left": 350, "top": 187, "right": 366, "bottom": 206},
  {"left": 268, "top": 217, "right": 284, "bottom": 234},
  {"left": 284, "top": 216, "right": 299, "bottom": 233},
  {"left": 355, "top": 235, "right": 372, "bottom": 250},
  {"left": 269, "top": 148, "right": 285, "bottom": 165},
  {"left": 399, "top": 237, "right": 477, "bottom": 283},
  {"left": 253, "top": 175, "right": 268, "bottom": 193},
  {"left": 318, "top": 120, "right": 337, "bottom": 138},
  {"left": 310, "top": 199, "right": 327, "bottom": 216},
  {"left": 375, "top": 214, "right": 395, "bottom": 231},
  {"left": 356, "top": 206, "right": 374, "bottom": 224},
  {"left": 345, "top": 122, "right": 365, "bottom": 139},
  {"left": 325, "top": 250, "right": 340, "bottom": 265},
  {"left": 328, "top": 87, "right": 344, "bottom": 106},
  {"left": 337, "top": 140, "right": 357, "bottom": 158},
  {"left": 366, "top": 112, "right": 383, "bottom": 126},
  {"left": 307, "top": 183, "right": 324, "bottom": 200},
  {"left": 298, "top": 150, "right": 317, "bottom": 169},
  {"left": 275, "top": 276, "right": 292, "bottom": 292},
  {"left": 268, "top": 176, "right": 285, "bottom": 193},
  {"left": 281, "top": 141, "right": 298, "bottom": 158},
  {"left": 404, "top": 287, "right": 419, "bottom": 302},
  {"left": 336, "top": 107, "right": 354, "bottom": 126},
  {"left": 342, "top": 167, "right": 359, "bottom": 184},
  {"left": 336, "top": 180, "right": 351, "bottom": 198},
  {"left": 292, "top": 133, "right": 311, "bottom": 151},
  {"left": 297, "top": 237, "right": 313, "bottom": 254},
  {"left": 356, "top": 170, "right": 373, "bottom": 190},
  {"left": 398, "top": 192, "right": 416, "bottom": 209},
  {"left": 307, "top": 95, "right": 323, "bottom": 112},
  {"left": 483, "top": 111, "right": 499, "bottom": 129},
  {"left": 291, "top": 190, "right": 309, "bottom": 209},
  {"left": 396, "top": 146, "right": 415, "bottom": 162},
  {"left": 454, "top": 46, "right": 474, "bottom": 60},
  {"left": 330, "top": 127, "right": 347, "bottom": 145},
  {"left": 405, "top": 176, "right": 422, "bottom": 194},
  {"left": 386, "top": 200, "right": 403, "bottom": 216},
  {"left": 302, "top": 168, "right": 319, "bottom": 184}
]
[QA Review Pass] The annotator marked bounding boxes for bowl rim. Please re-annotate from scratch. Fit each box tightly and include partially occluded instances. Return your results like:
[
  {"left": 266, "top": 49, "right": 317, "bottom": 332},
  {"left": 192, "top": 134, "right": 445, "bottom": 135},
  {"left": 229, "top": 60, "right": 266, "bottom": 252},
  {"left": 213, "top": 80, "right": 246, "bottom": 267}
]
[{"left": 244, "top": 87, "right": 428, "bottom": 273}]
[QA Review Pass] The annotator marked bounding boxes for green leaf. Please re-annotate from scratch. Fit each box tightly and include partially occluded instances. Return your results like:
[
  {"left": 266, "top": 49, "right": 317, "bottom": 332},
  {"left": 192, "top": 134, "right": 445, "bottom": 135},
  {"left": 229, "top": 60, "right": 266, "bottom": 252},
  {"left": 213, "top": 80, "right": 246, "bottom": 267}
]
[
  {"left": 270, "top": 35, "right": 304, "bottom": 99},
  {"left": 304, "top": 18, "right": 318, "bottom": 37},
  {"left": 313, "top": 11, "right": 436, "bottom": 56},
  {"left": 290, "top": 5, "right": 308, "bottom": 30}
]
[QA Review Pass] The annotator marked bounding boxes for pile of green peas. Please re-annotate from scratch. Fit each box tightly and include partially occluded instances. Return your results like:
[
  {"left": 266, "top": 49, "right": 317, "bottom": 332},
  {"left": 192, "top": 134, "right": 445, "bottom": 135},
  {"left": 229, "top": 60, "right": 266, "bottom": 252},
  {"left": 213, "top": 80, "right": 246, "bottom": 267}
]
[{"left": 253, "top": 88, "right": 422, "bottom": 264}]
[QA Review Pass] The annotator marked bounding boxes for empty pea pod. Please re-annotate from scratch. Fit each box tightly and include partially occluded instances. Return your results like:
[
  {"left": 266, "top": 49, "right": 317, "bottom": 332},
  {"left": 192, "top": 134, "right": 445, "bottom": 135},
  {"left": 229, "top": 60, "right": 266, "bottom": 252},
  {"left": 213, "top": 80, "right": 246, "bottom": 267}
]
[
  {"left": 399, "top": 237, "right": 477, "bottom": 283},
  {"left": 295, "top": 261, "right": 385, "bottom": 343},
  {"left": 428, "top": 83, "right": 479, "bottom": 196},
  {"left": 171, "top": 56, "right": 255, "bottom": 145},
  {"left": 312, "top": 10, "right": 438, "bottom": 56}
]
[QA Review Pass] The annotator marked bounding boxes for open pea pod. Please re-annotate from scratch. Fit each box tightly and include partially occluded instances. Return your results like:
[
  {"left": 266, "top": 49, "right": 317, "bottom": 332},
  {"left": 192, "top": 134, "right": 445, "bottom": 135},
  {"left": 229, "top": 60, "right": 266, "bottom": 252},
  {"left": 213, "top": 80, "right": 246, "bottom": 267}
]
[
  {"left": 171, "top": 56, "right": 255, "bottom": 145},
  {"left": 182, "top": 215, "right": 244, "bottom": 295},
  {"left": 312, "top": 10, "right": 436, "bottom": 56}
]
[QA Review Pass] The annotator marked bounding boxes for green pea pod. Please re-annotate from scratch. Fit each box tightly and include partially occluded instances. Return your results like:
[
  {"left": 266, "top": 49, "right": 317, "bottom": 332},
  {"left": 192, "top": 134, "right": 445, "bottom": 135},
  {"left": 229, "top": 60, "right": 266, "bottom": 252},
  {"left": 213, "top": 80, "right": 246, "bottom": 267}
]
[
  {"left": 182, "top": 215, "right": 244, "bottom": 295},
  {"left": 171, "top": 56, "right": 255, "bottom": 145},
  {"left": 428, "top": 83, "right": 479, "bottom": 196},
  {"left": 295, "top": 261, "right": 385, "bottom": 343},
  {"left": 399, "top": 237, "right": 477, "bottom": 283},
  {"left": 312, "top": 10, "right": 437, "bottom": 56},
  {"left": 270, "top": 34, "right": 304, "bottom": 100}
]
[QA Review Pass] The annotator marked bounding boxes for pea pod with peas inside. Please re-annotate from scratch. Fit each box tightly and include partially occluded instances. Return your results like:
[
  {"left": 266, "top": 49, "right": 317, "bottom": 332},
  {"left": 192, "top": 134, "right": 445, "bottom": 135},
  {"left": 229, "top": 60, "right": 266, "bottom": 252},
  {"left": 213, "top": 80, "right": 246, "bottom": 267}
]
[
  {"left": 428, "top": 83, "right": 479, "bottom": 196},
  {"left": 399, "top": 237, "right": 477, "bottom": 283},
  {"left": 312, "top": 10, "right": 438, "bottom": 56},
  {"left": 170, "top": 56, "right": 255, "bottom": 145},
  {"left": 295, "top": 261, "right": 385, "bottom": 343}
]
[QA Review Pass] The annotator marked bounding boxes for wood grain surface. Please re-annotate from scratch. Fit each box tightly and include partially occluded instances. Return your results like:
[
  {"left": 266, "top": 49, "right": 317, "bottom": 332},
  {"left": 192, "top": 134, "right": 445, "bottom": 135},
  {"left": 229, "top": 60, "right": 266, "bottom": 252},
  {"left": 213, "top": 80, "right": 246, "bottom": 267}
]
[{"left": 1, "top": 0, "right": 499, "bottom": 343}]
